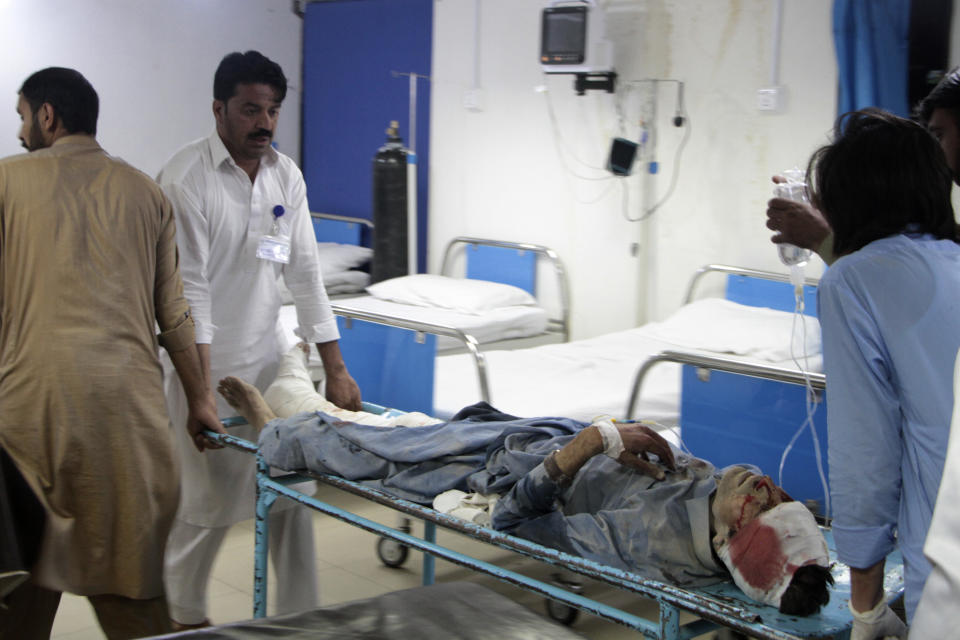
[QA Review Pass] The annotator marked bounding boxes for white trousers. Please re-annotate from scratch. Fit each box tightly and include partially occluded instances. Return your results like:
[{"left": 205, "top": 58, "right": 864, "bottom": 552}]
[{"left": 164, "top": 505, "right": 317, "bottom": 624}]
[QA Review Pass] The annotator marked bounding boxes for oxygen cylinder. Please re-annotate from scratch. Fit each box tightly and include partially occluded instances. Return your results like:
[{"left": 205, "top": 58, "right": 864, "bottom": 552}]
[{"left": 371, "top": 121, "right": 409, "bottom": 283}]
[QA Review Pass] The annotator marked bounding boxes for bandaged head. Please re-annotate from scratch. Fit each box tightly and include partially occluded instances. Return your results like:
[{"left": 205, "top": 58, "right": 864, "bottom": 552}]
[{"left": 716, "top": 501, "right": 829, "bottom": 608}]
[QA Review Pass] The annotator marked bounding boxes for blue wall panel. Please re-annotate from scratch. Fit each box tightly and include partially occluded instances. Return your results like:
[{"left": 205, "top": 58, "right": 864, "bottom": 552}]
[
  {"left": 681, "top": 367, "right": 830, "bottom": 515},
  {"left": 303, "top": 0, "right": 432, "bottom": 271}
]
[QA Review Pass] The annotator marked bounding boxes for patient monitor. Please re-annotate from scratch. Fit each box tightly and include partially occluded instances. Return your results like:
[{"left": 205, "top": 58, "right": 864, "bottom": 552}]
[{"left": 540, "top": 0, "right": 613, "bottom": 75}]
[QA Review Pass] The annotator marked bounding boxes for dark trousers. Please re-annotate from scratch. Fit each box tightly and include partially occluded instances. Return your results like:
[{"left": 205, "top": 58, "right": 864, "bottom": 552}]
[
  {"left": 0, "top": 582, "right": 172, "bottom": 640},
  {"left": 0, "top": 447, "right": 44, "bottom": 581}
]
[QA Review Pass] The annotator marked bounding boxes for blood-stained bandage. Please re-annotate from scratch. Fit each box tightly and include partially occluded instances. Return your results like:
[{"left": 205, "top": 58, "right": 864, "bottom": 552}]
[{"left": 717, "top": 501, "right": 829, "bottom": 608}]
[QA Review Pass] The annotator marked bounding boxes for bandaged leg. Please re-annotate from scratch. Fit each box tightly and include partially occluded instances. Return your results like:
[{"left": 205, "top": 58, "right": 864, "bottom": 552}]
[
  {"left": 263, "top": 345, "right": 341, "bottom": 418},
  {"left": 261, "top": 345, "right": 441, "bottom": 427}
]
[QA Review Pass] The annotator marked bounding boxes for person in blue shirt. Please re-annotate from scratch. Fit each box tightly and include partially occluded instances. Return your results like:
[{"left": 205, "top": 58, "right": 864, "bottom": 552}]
[{"left": 808, "top": 109, "right": 960, "bottom": 635}]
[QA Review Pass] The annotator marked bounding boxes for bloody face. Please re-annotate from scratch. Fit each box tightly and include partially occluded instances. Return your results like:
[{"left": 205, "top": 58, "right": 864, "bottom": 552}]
[{"left": 712, "top": 466, "right": 792, "bottom": 546}]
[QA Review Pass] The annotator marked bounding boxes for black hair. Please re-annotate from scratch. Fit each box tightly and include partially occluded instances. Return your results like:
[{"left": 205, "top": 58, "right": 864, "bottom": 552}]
[
  {"left": 778, "top": 564, "right": 834, "bottom": 616},
  {"left": 807, "top": 108, "right": 956, "bottom": 257},
  {"left": 916, "top": 67, "right": 960, "bottom": 127},
  {"left": 19, "top": 67, "right": 98, "bottom": 136},
  {"left": 213, "top": 51, "right": 287, "bottom": 103}
]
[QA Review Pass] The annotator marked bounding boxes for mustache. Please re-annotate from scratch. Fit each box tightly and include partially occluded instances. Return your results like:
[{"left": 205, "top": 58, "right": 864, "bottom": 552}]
[{"left": 248, "top": 129, "right": 273, "bottom": 140}]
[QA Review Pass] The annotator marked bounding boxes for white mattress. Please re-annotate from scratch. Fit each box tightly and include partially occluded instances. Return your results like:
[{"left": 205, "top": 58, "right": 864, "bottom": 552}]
[
  {"left": 329, "top": 295, "right": 549, "bottom": 351},
  {"left": 433, "top": 298, "right": 823, "bottom": 424},
  {"left": 434, "top": 328, "right": 683, "bottom": 423}
]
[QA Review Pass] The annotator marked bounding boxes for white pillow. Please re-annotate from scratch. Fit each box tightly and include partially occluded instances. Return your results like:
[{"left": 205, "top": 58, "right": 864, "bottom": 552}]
[
  {"left": 318, "top": 242, "right": 372, "bottom": 275},
  {"left": 366, "top": 274, "right": 537, "bottom": 315},
  {"left": 642, "top": 298, "right": 821, "bottom": 362}
]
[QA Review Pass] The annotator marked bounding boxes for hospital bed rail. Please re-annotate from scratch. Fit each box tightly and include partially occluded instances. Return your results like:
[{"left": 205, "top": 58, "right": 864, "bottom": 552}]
[
  {"left": 309, "top": 211, "right": 374, "bottom": 245},
  {"left": 330, "top": 305, "right": 492, "bottom": 404},
  {"left": 683, "top": 263, "right": 820, "bottom": 305},
  {"left": 310, "top": 211, "right": 375, "bottom": 228},
  {"left": 439, "top": 236, "right": 571, "bottom": 342},
  {"left": 205, "top": 421, "right": 903, "bottom": 640},
  {"left": 626, "top": 349, "right": 825, "bottom": 419}
]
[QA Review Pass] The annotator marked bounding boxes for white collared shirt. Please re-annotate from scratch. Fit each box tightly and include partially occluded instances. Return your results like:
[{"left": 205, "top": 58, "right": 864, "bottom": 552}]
[
  {"left": 156, "top": 132, "right": 333, "bottom": 526},
  {"left": 158, "top": 131, "right": 338, "bottom": 367}
]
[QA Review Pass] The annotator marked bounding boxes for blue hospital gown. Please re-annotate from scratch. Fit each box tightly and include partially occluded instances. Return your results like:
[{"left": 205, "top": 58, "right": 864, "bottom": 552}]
[{"left": 818, "top": 233, "right": 960, "bottom": 620}]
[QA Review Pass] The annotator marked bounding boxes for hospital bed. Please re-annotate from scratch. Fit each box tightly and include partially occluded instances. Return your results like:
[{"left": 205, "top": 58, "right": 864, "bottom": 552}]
[
  {"left": 434, "top": 263, "right": 822, "bottom": 421},
  {"left": 205, "top": 418, "right": 905, "bottom": 640},
  {"left": 279, "top": 234, "right": 570, "bottom": 411},
  {"left": 286, "top": 263, "right": 820, "bottom": 421},
  {"left": 332, "top": 235, "right": 571, "bottom": 351}
]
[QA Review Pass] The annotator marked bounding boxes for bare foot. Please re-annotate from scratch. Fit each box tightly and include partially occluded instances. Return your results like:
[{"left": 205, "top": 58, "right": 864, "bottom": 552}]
[{"left": 217, "top": 376, "right": 277, "bottom": 431}]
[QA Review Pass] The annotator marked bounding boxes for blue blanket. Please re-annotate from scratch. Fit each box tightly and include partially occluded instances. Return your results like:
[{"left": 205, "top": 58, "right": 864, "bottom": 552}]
[{"left": 257, "top": 403, "right": 587, "bottom": 503}]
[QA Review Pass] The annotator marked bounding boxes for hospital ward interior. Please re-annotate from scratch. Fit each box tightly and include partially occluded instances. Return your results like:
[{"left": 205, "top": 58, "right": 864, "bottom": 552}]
[{"left": 5, "top": 0, "right": 960, "bottom": 638}]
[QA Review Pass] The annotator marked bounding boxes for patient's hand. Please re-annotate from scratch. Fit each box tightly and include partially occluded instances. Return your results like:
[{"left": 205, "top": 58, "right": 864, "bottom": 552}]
[
  {"left": 555, "top": 422, "right": 676, "bottom": 483},
  {"left": 615, "top": 423, "right": 676, "bottom": 479}
]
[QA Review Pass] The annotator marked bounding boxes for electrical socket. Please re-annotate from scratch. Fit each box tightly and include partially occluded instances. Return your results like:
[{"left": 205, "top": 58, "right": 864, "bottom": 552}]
[
  {"left": 757, "top": 87, "right": 782, "bottom": 112},
  {"left": 463, "top": 88, "right": 484, "bottom": 112}
]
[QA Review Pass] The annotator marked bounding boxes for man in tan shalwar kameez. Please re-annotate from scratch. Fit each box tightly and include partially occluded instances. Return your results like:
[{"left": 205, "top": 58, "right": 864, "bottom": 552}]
[{"left": 0, "top": 68, "right": 224, "bottom": 640}]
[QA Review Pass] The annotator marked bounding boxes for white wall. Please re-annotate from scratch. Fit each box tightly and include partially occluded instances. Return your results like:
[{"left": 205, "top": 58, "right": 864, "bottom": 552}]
[
  {"left": 0, "top": 0, "right": 302, "bottom": 178},
  {"left": 429, "top": 0, "right": 837, "bottom": 339}
]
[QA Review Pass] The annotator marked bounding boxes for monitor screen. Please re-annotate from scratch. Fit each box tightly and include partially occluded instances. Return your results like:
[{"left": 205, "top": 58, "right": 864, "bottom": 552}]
[{"left": 541, "top": 6, "right": 587, "bottom": 65}]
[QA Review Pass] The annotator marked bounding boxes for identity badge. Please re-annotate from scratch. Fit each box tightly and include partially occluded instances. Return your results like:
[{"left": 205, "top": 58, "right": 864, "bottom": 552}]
[{"left": 256, "top": 204, "right": 291, "bottom": 264}]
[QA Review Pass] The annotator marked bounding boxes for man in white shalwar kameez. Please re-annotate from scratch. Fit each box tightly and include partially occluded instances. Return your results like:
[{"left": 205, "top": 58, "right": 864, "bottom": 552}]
[{"left": 157, "top": 50, "right": 361, "bottom": 630}]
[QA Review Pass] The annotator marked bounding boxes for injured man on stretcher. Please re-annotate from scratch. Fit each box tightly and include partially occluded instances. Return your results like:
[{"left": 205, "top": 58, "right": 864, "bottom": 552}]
[{"left": 216, "top": 344, "right": 834, "bottom": 617}]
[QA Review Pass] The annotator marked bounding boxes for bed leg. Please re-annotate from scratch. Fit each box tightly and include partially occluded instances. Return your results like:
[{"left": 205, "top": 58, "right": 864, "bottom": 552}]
[
  {"left": 254, "top": 454, "right": 279, "bottom": 619},
  {"left": 422, "top": 521, "right": 436, "bottom": 585},
  {"left": 659, "top": 602, "right": 680, "bottom": 640}
]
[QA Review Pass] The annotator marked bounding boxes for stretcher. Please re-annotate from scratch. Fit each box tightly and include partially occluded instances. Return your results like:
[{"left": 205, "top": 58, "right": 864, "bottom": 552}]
[{"left": 206, "top": 411, "right": 904, "bottom": 640}]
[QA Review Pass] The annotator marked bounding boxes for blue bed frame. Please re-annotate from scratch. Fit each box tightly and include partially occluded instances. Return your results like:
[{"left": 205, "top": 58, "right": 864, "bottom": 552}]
[{"left": 206, "top": 419, "right": 903, "bottom": 640}]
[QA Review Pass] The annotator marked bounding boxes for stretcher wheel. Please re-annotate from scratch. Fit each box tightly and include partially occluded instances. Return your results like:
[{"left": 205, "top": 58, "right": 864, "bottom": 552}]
[
  {"left": 545, "top": 598, "right": 580, "bottom": 626},
  {"left": 376, "top": 537, "right": 410, "bottom": 568}
]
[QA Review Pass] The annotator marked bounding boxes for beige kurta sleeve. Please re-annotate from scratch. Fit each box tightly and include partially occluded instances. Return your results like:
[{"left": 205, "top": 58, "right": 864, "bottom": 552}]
[{"left": 154, "top": 191, "right": 195, "bottom": 352}]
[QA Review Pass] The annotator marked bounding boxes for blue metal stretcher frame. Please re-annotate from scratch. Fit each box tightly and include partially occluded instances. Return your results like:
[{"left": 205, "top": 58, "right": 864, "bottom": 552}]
[{"left": 206, "top": 420, "right": 903, "bottom": 640}]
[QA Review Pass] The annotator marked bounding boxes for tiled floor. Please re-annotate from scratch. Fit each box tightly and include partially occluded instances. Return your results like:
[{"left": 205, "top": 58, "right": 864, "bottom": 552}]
[{"left": 49, "top": 483, "right": 721, "bottom": 640}]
